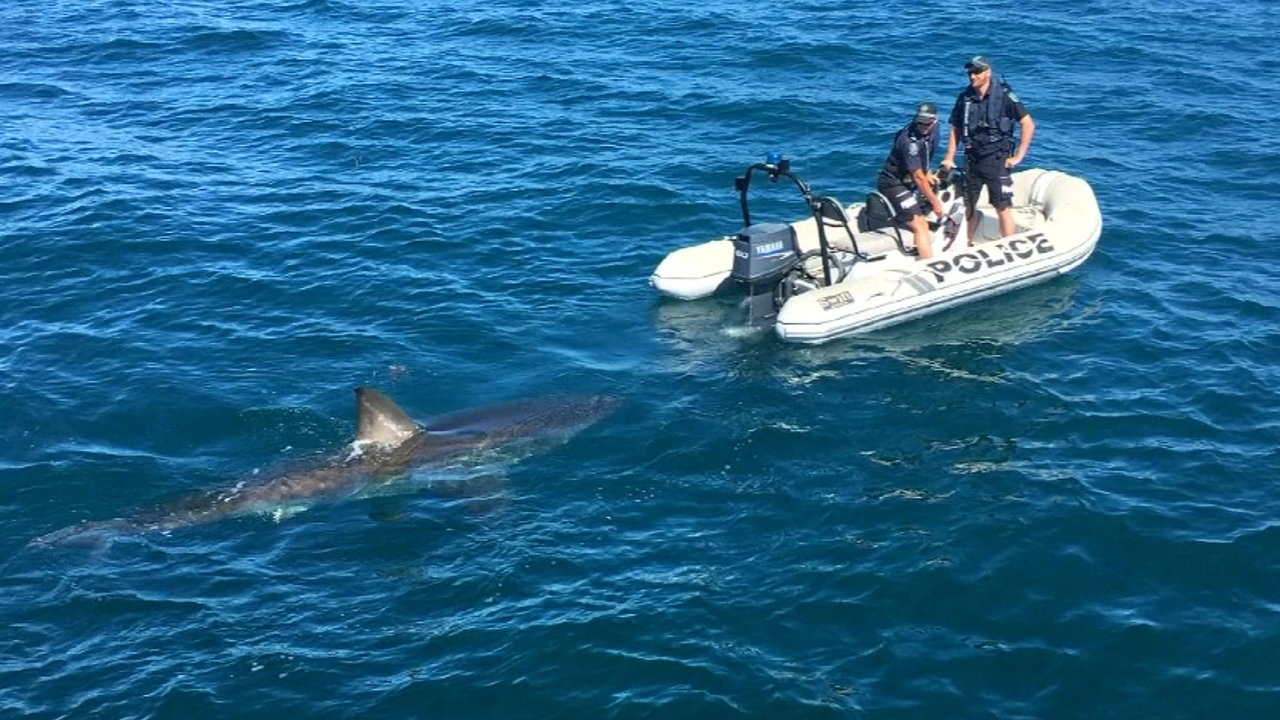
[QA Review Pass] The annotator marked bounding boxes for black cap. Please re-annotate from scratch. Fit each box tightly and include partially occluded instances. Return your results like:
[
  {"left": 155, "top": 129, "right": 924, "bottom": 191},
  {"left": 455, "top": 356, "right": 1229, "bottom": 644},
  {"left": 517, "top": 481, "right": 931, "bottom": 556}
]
[
  {"left": 914, "top": 102, "right": 938, "bottom": 123},
  {"left": 965, "top": 55, "right": 992, "bottom": 72}
]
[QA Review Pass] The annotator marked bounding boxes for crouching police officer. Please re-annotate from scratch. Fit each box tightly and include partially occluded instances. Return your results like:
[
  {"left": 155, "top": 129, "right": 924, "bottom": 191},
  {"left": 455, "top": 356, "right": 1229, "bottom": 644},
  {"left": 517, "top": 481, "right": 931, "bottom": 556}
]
[
  {"left": 941, "top": 55, "right": 1036, "bottom": 242},
  {"left": 876, "top": 101, "right": 945, "bottom": 260}
]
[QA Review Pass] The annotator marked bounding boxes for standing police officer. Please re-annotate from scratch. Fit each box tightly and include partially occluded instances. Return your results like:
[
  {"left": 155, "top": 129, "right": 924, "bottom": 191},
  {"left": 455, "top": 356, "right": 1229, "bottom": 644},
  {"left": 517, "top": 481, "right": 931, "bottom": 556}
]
[
  {"left": 877, "top": 101, "right": 945, "bottom": 260},
  {"left": 940, "top": 55, "right": 1036, "bottom": 242}
]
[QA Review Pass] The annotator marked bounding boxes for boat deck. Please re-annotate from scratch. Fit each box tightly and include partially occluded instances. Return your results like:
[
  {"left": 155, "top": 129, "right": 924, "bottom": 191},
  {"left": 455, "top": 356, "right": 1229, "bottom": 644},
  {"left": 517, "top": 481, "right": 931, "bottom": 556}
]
[{"left": 815, "top": 202, "right": 1049, "bottom": 260}]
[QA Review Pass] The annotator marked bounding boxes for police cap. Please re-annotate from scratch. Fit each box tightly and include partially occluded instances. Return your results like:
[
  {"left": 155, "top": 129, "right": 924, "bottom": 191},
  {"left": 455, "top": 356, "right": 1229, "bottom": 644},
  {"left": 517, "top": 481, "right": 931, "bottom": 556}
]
[
  {"left": 914, "top": 102, "right": 938, "bottom": 123},
  {"left": 965, "top": 55, "right": 992, "bottom": 72}
]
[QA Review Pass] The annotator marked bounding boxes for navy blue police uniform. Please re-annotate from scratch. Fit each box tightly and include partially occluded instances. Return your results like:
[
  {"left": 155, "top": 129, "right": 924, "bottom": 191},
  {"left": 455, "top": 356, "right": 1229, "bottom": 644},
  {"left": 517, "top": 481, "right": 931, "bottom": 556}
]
[
  {"left": 876, "top": 117, "right": 939, "bottom": 224},
  {"left": 949, "top": 77, "right": 1028, "bottom": 212}
]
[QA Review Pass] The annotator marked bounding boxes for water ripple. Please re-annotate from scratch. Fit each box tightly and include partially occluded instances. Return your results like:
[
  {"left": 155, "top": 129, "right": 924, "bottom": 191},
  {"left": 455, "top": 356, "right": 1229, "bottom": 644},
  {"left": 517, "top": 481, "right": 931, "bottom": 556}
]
[{"left": 3, "top": 0, "right": 1280, "bottom": 717}]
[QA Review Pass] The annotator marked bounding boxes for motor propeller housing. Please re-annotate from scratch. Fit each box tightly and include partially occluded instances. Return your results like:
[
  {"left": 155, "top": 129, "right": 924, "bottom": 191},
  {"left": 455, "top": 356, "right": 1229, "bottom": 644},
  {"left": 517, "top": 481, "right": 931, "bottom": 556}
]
[{"left": 731, "top": 222, "right": 800, "bottom": 324}]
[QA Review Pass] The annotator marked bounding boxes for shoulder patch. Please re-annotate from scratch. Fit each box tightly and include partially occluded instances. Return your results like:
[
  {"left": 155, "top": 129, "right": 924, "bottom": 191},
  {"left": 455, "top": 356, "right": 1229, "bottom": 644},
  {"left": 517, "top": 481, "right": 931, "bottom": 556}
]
[
  {"left": 908, "top": 141, "right": 919, "bottom": 156},
  {"left": 1008, "top": 91, "right": 1020, "bottom": 103}
]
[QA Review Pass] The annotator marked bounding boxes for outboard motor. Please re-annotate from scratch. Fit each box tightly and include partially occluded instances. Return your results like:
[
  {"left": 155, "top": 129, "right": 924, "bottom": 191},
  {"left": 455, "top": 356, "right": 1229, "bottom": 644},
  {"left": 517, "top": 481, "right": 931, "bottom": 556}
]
[{"left": 731, "top": 221, "right": 799, "bottom": 324}]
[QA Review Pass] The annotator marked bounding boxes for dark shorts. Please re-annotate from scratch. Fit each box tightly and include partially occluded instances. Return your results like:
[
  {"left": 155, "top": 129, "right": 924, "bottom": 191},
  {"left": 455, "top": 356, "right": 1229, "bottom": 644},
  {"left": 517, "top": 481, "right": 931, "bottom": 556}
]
[
  {"left": 876, "top": 178, "right": 923, "bottom": 224},
  {"left": 964, "top": 151, "right": 1015, "bottom": 214}
]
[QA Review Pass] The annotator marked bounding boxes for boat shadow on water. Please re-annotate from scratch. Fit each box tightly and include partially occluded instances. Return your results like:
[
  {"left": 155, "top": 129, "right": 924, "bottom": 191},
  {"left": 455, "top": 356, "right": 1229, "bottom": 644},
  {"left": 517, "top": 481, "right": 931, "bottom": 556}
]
[{"left": 653, "top": 273, "right": 1093, "bottom": 374}]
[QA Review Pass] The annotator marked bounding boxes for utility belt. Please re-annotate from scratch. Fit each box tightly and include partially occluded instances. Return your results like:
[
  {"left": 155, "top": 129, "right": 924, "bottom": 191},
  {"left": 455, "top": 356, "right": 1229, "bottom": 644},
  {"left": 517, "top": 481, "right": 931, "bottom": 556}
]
[{"left": 965, "top": 135, "right": 1013, "bottom": 158}]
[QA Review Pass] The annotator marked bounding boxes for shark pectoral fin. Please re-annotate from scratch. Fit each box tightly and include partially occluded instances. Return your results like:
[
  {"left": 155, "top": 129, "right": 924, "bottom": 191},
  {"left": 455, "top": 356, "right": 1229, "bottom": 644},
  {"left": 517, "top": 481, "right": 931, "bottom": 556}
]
[
  {"left": 355, "top": 387, "right": 422, "bottom": 447},
  {"left": 433, "top": 472, "right": 510, "bottom": 515}
]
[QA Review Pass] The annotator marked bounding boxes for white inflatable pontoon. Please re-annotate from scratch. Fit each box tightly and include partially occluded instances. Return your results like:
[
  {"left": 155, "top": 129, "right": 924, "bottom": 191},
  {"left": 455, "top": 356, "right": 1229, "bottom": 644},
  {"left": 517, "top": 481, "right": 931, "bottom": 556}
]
[{"left": 650, "top": 158, "right": 1102, "bottom": 344}]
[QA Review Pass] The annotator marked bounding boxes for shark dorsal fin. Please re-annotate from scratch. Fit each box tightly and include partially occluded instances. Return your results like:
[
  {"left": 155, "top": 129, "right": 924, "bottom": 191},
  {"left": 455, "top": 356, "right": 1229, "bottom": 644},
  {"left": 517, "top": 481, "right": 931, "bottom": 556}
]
[{"left": 355, "top": 387, "right": 421, "bottom": 447}]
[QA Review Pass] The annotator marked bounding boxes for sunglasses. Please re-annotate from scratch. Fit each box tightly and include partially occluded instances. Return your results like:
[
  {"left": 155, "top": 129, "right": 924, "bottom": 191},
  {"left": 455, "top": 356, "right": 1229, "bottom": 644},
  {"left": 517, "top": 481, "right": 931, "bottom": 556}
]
[{"left": 967, "top": 67, "right": 988, "bottom": 76}]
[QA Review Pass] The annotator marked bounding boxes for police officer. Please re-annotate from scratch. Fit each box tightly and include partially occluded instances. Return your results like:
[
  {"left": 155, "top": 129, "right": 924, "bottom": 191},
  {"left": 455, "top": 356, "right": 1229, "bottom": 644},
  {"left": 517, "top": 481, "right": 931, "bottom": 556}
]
[
  {"left": 940, "top": 55, "right": 1036, "bottom": 242},
  {"left": 877, "top": 101, "right": 945, "bottom": 260}
]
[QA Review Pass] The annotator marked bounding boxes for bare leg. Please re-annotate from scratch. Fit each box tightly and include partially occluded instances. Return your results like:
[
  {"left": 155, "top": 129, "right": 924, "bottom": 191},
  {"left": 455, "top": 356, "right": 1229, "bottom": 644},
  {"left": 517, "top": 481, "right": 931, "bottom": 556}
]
[
  {"left": 997, "top": 207, "right": 1016, "bottom": 238},
  {"left": 911, "top": 215, "right": 933, "bottom": 259}
]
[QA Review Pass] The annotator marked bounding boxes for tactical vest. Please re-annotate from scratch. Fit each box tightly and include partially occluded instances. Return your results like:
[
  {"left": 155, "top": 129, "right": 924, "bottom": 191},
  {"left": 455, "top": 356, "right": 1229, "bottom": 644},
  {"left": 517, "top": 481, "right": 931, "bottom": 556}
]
[
  {"left": 962, "top": 78, "right": 1016, "bottom": 155},
  {"left": 880, "top": 123, "right": 935, "bottom": 186}
]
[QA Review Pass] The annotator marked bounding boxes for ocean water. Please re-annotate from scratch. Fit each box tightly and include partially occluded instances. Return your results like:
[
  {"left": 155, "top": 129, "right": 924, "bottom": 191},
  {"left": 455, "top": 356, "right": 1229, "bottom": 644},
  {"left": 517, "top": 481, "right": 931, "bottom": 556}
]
[{"left": 3, "top": 0, "right": 1279, "bottom": 717}]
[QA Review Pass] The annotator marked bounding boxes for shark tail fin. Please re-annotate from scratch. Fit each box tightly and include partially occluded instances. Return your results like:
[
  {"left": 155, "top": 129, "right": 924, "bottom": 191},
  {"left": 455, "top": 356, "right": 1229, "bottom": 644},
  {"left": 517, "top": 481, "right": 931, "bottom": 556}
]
[{"left": 355, "top": 387, "right": 421, "bottom": 447}]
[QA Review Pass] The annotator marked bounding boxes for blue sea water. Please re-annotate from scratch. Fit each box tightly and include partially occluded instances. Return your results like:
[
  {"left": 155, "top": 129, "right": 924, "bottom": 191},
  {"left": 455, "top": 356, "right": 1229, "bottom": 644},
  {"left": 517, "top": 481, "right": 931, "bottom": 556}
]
[{"left": 3, "top": 0, "right": 1280, "bottom": 717}]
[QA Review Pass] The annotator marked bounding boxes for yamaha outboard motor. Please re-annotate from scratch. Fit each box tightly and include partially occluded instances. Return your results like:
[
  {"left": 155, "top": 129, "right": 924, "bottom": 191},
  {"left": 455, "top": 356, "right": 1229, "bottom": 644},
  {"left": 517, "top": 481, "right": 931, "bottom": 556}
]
[
  {"left": 728, "top": 153, "right": 864, "bottom": 325},
  {"left": 731, "top": 222, "right": 799, "bottom": 324},
  {"left": 730, "top": 154, "right": 813, "bottom": 326}
]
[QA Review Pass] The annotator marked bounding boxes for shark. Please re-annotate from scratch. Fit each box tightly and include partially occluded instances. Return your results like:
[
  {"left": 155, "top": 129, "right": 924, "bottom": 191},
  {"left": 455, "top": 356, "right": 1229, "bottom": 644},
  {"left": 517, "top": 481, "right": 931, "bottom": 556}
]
[{"left": 31, "top": 387, "right": 618, "bottom": 548}]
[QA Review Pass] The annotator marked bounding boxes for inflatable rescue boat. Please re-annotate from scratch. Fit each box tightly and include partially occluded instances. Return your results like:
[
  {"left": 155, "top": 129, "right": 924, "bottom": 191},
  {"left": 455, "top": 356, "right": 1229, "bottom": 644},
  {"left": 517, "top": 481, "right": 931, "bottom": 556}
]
[{"left": 649, "top": 156, "right": 1102, "bottom": 344}]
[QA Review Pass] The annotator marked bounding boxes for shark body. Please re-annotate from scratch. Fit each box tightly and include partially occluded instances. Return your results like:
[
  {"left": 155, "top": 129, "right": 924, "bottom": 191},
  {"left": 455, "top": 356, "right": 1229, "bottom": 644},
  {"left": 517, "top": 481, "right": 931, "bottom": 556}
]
[{"left": 32, "top": 387, "right": 617, "bottom": 547}]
